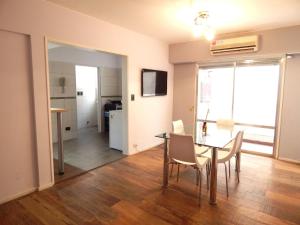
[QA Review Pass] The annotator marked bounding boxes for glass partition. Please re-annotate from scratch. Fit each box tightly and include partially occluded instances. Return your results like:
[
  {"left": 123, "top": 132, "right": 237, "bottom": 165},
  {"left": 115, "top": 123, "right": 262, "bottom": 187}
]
[
  {"left": 196, "top": 61, "right": 280, "bottom": 155},
  {"left": 197, "top": 66, "right": 234, "bottom": 121}
]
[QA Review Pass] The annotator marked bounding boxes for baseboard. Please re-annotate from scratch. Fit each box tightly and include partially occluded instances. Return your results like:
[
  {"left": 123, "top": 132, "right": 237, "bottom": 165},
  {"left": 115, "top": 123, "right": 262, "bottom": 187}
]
[
  {"left": 278, "top": 157, "right": 300, "bottom": 164},
  {"left": 126, "top": 147, "right": 140, "bottom": 155},
  {"left": 38, "top": 182, "right": 54, "bottom": 191},
  {"left": 126, "top": 141, "right": 164, "bottom": 156},
  {"left": 0, "top": 187, "right": 37, "bottom": 205}
]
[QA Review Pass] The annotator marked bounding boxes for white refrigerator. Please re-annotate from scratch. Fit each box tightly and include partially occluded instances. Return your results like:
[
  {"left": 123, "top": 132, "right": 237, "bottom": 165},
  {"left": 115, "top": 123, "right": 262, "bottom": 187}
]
[{"left": 109, "top": 110, "right": 123, "bottom": 151}]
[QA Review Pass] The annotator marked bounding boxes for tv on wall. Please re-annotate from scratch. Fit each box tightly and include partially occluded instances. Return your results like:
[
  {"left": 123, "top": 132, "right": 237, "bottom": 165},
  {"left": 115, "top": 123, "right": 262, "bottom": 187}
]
[{"left": 141, "top": 69, "right": 167, "bottom": 97}]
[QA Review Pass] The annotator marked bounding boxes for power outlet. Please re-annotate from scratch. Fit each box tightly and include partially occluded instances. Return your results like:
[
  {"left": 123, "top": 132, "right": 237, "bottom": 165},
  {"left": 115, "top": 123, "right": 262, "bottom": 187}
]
[{"left": 131, "top": 94, "right": 135, "bottom": 101}]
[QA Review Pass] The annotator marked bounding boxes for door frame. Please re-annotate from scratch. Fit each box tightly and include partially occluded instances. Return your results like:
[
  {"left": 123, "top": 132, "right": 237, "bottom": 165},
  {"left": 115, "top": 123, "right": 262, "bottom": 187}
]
[
  {"left": 97, "top": 67, "right": 102, "bottom": 132},
  {"left": 44, "top": 36, "right": 129, "bottom": 184}
]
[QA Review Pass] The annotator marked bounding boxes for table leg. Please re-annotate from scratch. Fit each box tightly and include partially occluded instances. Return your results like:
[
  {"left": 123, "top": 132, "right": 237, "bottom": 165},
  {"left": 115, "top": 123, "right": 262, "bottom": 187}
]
[
  {"left": 57, "top": 112, "right": 64, "bottom": 175},
  {"left": 209, "top": 147, "right": 218, "bottom": 205},
  {"left": 163, "top": 137, "right": 168, "bottom": 188}
]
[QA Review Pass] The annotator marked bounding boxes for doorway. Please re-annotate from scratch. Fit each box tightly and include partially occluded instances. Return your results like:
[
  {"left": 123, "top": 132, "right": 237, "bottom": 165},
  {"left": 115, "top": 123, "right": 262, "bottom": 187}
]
[
  {"left": 196, "top": 60, "right": 280, "bottom": 155},
  {"left": 75, "top": 65, "right": 98, "bottom": 132},
  {"left": 48, "top": 41, "right": 126, "bottom": 182}
]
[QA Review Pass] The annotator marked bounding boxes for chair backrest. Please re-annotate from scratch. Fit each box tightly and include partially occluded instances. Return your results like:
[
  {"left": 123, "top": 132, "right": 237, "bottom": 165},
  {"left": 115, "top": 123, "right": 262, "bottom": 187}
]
[
  {"left": 169, "top": 133, "right": 196, "bottom": 164},
  {"left": 172, "top": 120, "right": 185, "bottom": 134},
  {"left": 216, "top": 119, "right": 234, "bottom": 131},
  {"left": 234, "top": 131, "right": 244, "bottom": 153},
  {"left": 218, "top": 131, "right": 244, "bottom": 163}
]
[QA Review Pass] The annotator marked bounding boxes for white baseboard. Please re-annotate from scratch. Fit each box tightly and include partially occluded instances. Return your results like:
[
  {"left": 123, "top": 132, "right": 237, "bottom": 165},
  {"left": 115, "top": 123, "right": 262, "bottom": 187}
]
[
  {"left": 278, "top": 157, "right": 300, "bottom": 164},
  {"left": 0, "top": 187, "right": 37, "bottom": 205},
  {"left": 0, "top": 181, "right": 54, "bottom": 205},
  {"left": 126, "top": 142, "right": 164, "bottom": 156},
  {"left": 38, "top": 182, "right": 54, "bottom": 191}
]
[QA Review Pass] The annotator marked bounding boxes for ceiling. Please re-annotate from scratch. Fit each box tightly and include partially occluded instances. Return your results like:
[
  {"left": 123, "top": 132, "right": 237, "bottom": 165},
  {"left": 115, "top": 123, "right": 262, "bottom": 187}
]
[{"left": 47, "top": 0, "right": 300, "bottom": 44}]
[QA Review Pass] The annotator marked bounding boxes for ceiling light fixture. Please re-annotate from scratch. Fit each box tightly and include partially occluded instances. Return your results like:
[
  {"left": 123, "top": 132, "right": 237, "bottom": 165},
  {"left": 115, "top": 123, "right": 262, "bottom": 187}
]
[{"left": 193, "top": 11, "right": 215, "bottom": 41}]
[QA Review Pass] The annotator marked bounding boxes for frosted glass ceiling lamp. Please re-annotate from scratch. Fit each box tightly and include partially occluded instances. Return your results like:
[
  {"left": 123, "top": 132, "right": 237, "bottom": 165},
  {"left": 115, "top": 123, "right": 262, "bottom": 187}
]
[{"left": 193, "top": 11, "right": 215, "bottom": 41}]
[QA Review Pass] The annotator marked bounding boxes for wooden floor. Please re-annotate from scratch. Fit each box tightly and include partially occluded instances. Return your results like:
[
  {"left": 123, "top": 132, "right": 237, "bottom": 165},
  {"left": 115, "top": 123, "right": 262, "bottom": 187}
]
[
  {"left": 1, "top": 146, "right": 300, "bottom": 225},
  {"left": 53, "top": 159, "right": 86, "bottom": 183}
]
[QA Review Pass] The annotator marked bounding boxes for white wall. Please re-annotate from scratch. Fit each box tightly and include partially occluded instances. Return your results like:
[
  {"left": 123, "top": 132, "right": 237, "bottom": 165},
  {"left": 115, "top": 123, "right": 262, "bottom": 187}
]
[
  {"left": 0, "top": 0, "right": 173, "bottom": 203},
  {"left": 49, "top": 61, "right": 78, "bottom": 142},
  {"left": 278, "top": 55, "right": 300, "bottom": 162},
  {"left": 101, "top": 67, "right": 122, "bottom": 97},
  {"left": 48, "top": 45, "right": 122, "bottom": 68},
  {"left": 173, "top": 63, "right": 198, "bottom": 135},
  {"left": 170, "top": 25, "right": 300, "bottom": 64},
  {"left": 169, "top": 26, "right": 300, "bottom": 162},
  {"left": 49, "top": 61, "right": 76, "bottom": 98},
  {"left": 0, "top": 30, "right": 37, "bottom": 203}
]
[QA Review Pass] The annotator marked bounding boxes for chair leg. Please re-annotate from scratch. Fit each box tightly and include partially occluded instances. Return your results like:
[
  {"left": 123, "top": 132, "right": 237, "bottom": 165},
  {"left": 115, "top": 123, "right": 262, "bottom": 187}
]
[
  {"left": 207, "top": 161, "right": 211, "bottom": 175},
  {"left": 237, "top": 162, "right": 240, "bottom": 183},
  {"left": 196, "top": 168, "right": 199, "bottom": 186},
  {"left": 169, "top": 163, "right": 174, "bottom": 177},
  {"left": 236, "top": 154, "right": 240, "bottom": 183},
  {"left": 176, "top": 164, "right": 180, "bottom": 182},
  {"left": 224, "top": 163, "right": 229, "bottom": 198},
  {"left": 235, "top": 155, "right": 238, "bottom": 172},
  {"left": 198, "top": 169, "right": 202, "bottom": 205},
  {"left": 228, "top": 160, "right": 231, "bottom": 178},
  {"left": 206, "top": 164, "right": 209, "bottom": 190}
]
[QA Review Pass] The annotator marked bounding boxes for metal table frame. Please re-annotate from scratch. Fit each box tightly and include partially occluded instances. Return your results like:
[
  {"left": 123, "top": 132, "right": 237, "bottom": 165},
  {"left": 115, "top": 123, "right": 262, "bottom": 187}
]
[{"left": 157, "top": 132, "right": 236, "bottom": 205}]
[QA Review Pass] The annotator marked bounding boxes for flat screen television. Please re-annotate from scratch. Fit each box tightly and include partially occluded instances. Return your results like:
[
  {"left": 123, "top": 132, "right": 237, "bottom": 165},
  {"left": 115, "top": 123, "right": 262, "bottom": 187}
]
[{"left": 141, "top": 69, "right": 167, "bottom": 96}]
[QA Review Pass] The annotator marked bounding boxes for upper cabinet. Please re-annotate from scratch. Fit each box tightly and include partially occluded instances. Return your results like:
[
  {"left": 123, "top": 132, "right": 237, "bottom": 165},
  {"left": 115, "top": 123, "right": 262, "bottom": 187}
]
[{"left": 100, "top": 67, "right": 122, "bottom": 97}]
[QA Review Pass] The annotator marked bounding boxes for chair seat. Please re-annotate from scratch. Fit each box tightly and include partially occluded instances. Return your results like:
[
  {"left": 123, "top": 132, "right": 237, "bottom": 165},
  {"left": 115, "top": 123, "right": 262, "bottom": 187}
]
[
  {"left": 172, "top": 158, "right": 196, "bottom": 166},
  {"left": 194, "top": 145, "right": 210, "bottom": 155},
  {"left": 196, "top": 156, "right": 209, "bottom": 168},
  {"left": 171, "top": 156, "right": 209, "bottom": 168},
  {"left": 201, "top": 149, "right": 230, "bottom": 162}
]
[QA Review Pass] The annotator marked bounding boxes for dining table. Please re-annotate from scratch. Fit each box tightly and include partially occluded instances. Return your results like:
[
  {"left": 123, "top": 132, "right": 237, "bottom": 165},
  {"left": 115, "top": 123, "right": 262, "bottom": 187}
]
[{"left": 155, "top": 130, "right": 237, "bottom": 205}]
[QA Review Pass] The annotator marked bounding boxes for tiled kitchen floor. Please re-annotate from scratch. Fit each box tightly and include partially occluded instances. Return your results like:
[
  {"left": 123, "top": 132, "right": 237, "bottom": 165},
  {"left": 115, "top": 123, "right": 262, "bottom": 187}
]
[{"left": 53, "top": 127, "right": 125, "bottom": 182}]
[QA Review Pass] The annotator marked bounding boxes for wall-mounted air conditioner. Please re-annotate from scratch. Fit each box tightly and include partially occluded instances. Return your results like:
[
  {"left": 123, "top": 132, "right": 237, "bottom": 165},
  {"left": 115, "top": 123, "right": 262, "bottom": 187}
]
[{"left": 210, "top": 35, "right": 259, "bottom": 55}]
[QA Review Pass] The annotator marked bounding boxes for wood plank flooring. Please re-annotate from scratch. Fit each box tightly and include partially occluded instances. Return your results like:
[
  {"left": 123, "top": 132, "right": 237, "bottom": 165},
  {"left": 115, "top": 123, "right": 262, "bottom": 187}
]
[
  {"left": 53, "top": 159, "right": 86, "bottom": 183},
  {"left": 0, "top": 146, "right": 300, "bottom": 225}
]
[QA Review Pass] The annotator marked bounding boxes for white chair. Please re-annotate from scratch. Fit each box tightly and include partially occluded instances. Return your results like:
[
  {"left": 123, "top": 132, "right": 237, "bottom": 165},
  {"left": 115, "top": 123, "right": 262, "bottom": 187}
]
[
  {"left": 172, "top": 120, "right": 185, "bottom": 134},
  {"left": 216, "top": 119, "right": 234, "bottom": 130},
  {"left": 172, "top": 120, "right": 208, "bottom": 155},
  {"left": 216, "top": 119, "right": 235, "bottom": 149},
  {"left": 169, "top": 133, "right": 210, "bottom": 204},
  {"left": 216, "top": 119, "right": 235, "bottom": 176},
  {"left": 201, "top": 131, "right": 244, "bottom": 197},
  {"left": 170, "top": 120, "right": 209, "bottom": 178}
]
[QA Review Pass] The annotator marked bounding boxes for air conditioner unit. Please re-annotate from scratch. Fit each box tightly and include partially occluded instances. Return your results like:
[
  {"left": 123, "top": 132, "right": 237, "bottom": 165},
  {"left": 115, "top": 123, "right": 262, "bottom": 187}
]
[{"left": 210, "top": 35, "right": 259, "bottom": 55}]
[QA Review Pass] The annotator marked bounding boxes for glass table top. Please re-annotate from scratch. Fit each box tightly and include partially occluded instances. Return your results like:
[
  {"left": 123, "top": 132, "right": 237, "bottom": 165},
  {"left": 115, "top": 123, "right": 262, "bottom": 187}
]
[{"left": 156, "top": 130, "right": 236, "bottom": 149}]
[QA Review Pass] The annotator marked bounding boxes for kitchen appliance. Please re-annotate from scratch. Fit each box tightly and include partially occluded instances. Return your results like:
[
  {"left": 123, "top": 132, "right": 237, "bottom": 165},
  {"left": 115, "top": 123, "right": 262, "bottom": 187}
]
[
  {"left": 104, "top": 100, "right": 122, "bottom": 131},
  {"left": 109, "top": 110, "right": 123, "bottom": 151}
]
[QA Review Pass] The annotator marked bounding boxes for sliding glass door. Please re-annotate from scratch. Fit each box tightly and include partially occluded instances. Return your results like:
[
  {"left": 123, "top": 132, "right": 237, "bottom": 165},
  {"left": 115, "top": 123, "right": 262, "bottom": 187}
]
[{"left": 196, "top": 60, "right": 280, "bottom": 155}]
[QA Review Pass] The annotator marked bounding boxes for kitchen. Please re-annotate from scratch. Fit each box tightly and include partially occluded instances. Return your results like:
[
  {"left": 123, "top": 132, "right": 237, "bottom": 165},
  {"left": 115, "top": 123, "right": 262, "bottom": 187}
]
[{"left": 48, "top": 41, "right": 126, "bottom": 182}]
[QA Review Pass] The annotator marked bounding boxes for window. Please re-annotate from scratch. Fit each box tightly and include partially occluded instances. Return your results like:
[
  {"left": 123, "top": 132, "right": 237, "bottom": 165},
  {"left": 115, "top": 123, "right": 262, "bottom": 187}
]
[{"left": 196, "top": 61, "right": 280, "bottom": 155}]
